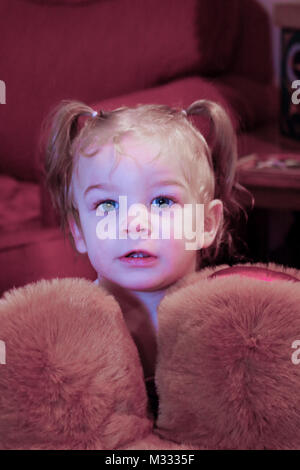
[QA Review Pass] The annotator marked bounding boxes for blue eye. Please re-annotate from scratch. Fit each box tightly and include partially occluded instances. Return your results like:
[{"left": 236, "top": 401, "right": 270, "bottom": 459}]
[
  {"left": 94, "top": 196, "right": 177, "bottom": 213},
  {"left": 95, "top": 200, "right": 118, "bottom": 212},
  {"left": 152, "top": 196, "right": 176, "bottom": 209}
]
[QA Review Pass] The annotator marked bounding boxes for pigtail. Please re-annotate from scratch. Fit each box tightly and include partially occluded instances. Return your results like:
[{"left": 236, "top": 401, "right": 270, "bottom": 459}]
[
  {"left": 41, "top": 100, "right": 100, "bottom": 235},
  {"left": 186, "top": 100, "right": 253, "bottom": 264}
]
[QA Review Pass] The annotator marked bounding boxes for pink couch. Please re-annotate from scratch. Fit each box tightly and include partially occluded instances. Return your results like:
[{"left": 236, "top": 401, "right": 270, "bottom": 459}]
[{"left": 0, "top": 0, "right": 277, "bottom": 296}]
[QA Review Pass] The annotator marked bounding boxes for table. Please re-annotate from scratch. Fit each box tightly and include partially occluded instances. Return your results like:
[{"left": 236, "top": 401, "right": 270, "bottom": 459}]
[
  {"left": 235, "top": 123, "right": 300, "bottom": 266},
  {"left": 237, "top": 123, "right": 300, "bottom": 211}
]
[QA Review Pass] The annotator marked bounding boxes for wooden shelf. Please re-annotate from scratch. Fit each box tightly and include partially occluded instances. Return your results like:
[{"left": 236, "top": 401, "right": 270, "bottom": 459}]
[
  {"left": 237, "top": 124, "right": 300, "bottom": 210},
  {"left": 237, "top": 153, "right": 300, "bottom": 189}
]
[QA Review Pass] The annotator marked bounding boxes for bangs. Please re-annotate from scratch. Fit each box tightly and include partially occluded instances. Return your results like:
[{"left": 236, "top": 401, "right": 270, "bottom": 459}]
[{"left": 70, "top": 104, "right": 215, "bottom": 203}]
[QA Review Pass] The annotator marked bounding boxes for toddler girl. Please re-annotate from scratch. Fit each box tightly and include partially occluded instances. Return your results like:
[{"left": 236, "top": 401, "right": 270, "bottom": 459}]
[{"left": 43, "top": 99, "right": 248, "bottom": 384}]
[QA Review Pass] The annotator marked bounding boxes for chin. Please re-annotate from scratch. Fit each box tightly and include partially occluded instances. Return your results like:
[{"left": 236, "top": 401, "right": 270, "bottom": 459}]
[{"left": 118, "top": 276, "right": 169, "bottom": 292}]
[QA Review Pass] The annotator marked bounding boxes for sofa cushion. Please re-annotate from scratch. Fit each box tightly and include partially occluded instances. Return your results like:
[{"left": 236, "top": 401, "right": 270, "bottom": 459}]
[
  {"left": 25, "top": 0, "right": 96, "bottom": 3},
  {"left": 213, "top": 75, "right": 279, "bottom": 130},
  {"left": 0, "top": 174, "right": 95, "bottom": 296},
  {"left": 0, "top": 226, "right": 96, "bottom": 297},
  {"left": 0, "top": 0, "right": 241, "bottom": 182},
  {"left": 0, "top": 175, "right": 40, "bottom": 233}
]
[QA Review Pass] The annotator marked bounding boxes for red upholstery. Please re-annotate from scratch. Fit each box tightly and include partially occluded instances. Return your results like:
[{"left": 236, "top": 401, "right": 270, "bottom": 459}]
[
  {"left": 231, "top": 0, "right": 274, "bottom": 84},
  {"left": 210, "top": 266, "right": 300, "bottom": 283},
  {"left": 0, "top": 175, "right": 40, "bottom": 234},
  {"left": 0, "top": 0, "right": 242, "bottom": 181},
  {"left": 0, "top": 0, "right": 277, "bottom": 296}
]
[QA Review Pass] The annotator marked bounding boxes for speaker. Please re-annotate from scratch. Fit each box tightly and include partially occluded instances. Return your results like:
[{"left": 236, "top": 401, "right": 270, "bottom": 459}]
[{"left": 280, "top": 28, "right": 300, "bottom": 140}]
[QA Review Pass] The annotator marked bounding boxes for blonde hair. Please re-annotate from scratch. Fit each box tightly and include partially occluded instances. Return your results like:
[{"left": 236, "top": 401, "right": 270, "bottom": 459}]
[{"left": 42, "top": 99, "right": 251, "bottom": 268}]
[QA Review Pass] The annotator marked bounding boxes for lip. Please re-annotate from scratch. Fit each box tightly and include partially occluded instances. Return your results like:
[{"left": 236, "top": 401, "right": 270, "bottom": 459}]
[
  {"left": 121, "top": 249, "right": 157, "bottom": 258},
  {"left": 118, "top": 249, "right": 158, "bottom": 267},
  {"left": 118, "top": 255, "right": 158, "bottom": 267}
]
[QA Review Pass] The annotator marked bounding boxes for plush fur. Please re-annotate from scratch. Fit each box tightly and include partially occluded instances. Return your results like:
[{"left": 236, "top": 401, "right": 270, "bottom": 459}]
[
  {"left": 155, "top": 262, "right": 300, "bottom": 449},
  {"left": 0, "top": 263, "right": 300, "bottom": 449},
  {"left": 0, "top": 278, "right": 152, "bottom": 450}
]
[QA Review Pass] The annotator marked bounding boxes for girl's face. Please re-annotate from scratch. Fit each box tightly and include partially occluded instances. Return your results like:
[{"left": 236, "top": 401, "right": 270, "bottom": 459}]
[{"left": 69, "top": 135, "right": 215, "bottom": 292}]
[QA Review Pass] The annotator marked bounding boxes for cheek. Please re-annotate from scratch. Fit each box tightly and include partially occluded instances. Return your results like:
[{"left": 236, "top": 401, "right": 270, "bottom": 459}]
[
  {"left": 160, "top": 235, "right": 193, "bottom": 261},
  {"left": 77, "top": 211, "right": 104, "bottom": 253},
  {"left": 159, "top": 205, "right": 203, "bottom": 242},
  {"left": 161, "top": 211, "right": 204, "bottom": 255},
  {"left": 152, "top": 207, "right": 183, "bottom": 240}
]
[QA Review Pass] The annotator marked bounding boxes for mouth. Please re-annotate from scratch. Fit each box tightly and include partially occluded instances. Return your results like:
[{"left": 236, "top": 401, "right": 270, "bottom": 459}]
[{"left": 121, "top": 250, "right": 157, "bottom": 259}]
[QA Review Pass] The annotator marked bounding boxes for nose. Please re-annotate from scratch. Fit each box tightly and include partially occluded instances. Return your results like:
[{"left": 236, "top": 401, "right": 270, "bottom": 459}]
[{"left": 120, "top": 212, "right": 151, "bottom": 238}]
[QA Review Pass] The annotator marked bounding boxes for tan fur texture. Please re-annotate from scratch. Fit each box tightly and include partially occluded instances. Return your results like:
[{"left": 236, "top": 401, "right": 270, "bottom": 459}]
[
  {"left": 1, "top": 263, "right": 300, "bottom": 449},
  {"left": 155, "top": 263, "right": 300, "bottom": 449},
  {"left": 0, "top": 278, "right": 152, "bottom": 449}
]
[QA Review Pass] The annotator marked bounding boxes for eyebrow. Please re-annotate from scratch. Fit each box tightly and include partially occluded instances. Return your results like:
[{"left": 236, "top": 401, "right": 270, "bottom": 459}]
[
  {"left": 84, "top": 182, "right": 118, "bottom": 196},
  {"left": 150, "top": 179, "right": 187, "bottom": 189},
  {"left": 84, "top": 179, "right": 187, "bottom": 196}
]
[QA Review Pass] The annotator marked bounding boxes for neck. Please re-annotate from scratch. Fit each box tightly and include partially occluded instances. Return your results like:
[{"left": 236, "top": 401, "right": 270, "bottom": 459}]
[
  {"left": 98, "top": 278, "right": 168, "bottom": 330},
  {"left": 97, "top": 279, "right": 168, "bottom": 379}
]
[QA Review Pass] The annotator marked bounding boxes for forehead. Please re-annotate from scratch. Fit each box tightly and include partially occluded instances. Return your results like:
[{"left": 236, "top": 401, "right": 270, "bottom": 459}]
[{"left": 73, "top": 134, "right": 186, "bottom": 186}]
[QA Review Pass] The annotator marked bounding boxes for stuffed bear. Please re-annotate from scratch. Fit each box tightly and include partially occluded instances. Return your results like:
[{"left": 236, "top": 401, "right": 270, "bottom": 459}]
[{"left": 0, "top": 262, "right": 300, "bottom": 450}]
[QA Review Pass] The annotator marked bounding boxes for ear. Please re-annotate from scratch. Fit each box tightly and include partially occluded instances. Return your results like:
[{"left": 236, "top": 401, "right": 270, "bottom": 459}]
[
  {"left": 202, "top": 199, "right": 223, "bottom": 249},
  {"left": 68, "top": 214, "right": 87, "bottom": 254}
]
